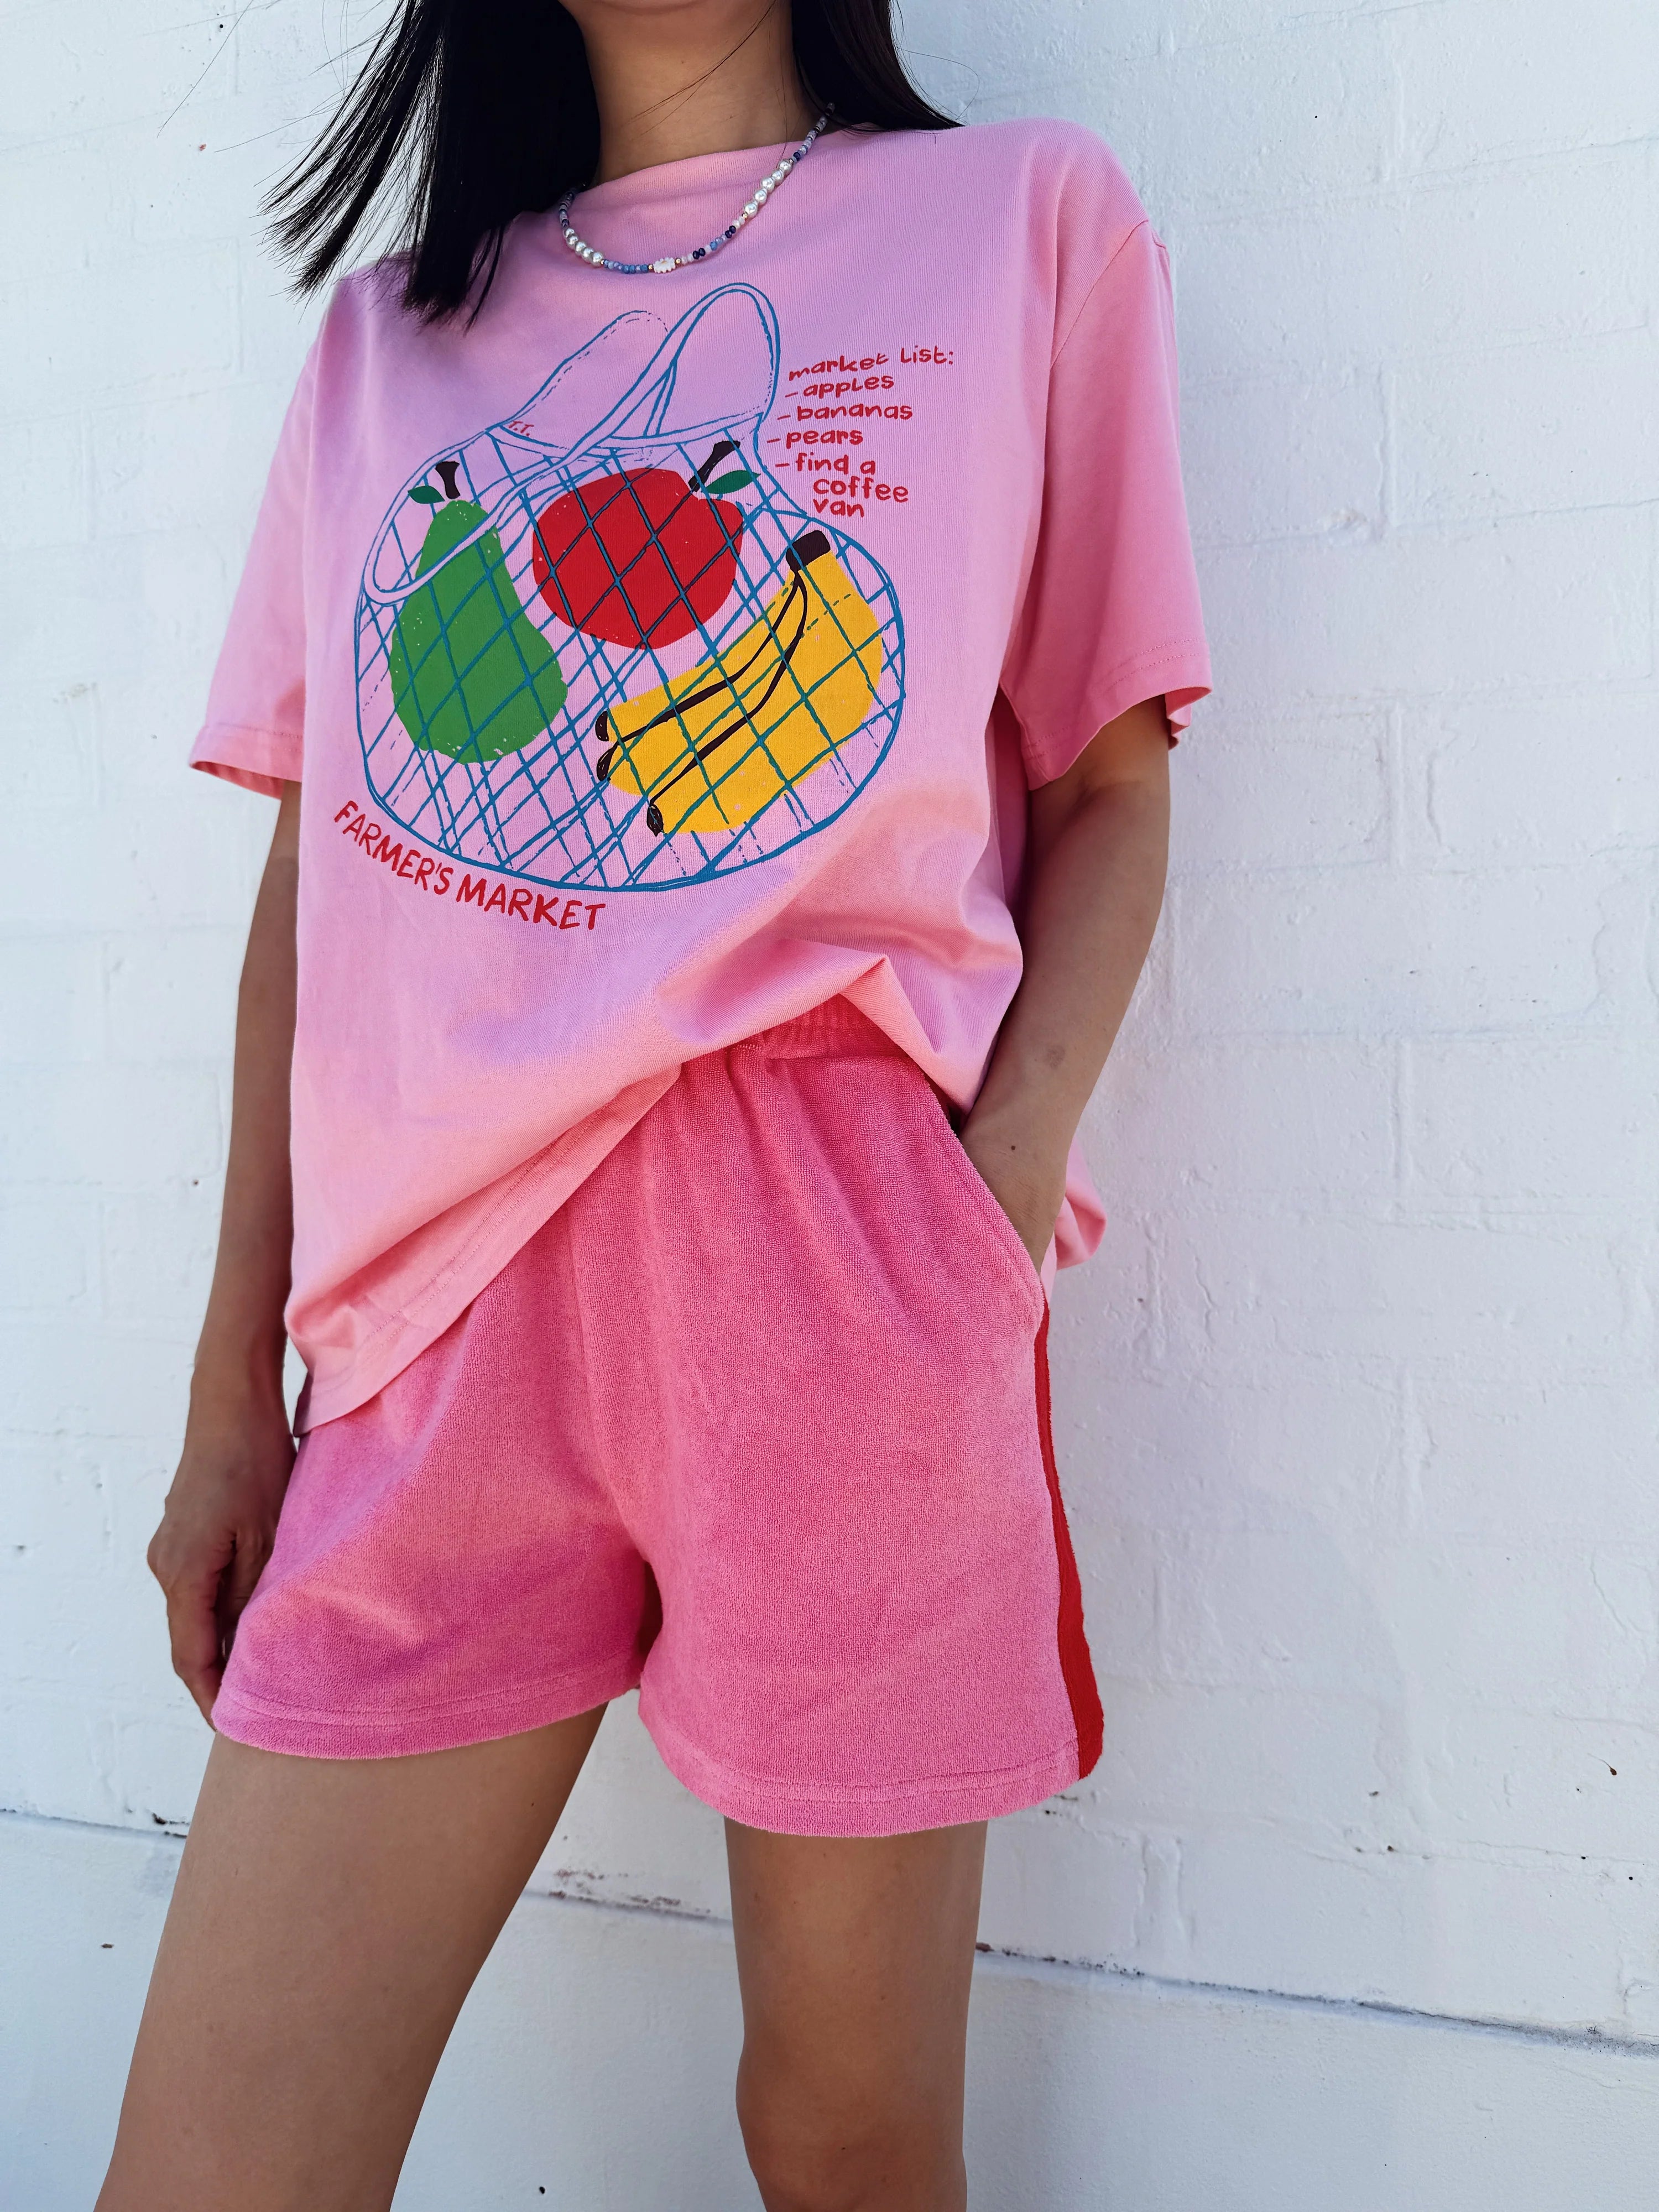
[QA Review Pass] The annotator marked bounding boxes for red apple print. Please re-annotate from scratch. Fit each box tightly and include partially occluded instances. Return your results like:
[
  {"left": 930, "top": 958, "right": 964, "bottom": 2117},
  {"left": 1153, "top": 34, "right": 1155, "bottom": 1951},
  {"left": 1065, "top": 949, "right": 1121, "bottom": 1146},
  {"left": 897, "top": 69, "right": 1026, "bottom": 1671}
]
[{"left": 531, "top": 441, "right": 751, "bottom": 650}]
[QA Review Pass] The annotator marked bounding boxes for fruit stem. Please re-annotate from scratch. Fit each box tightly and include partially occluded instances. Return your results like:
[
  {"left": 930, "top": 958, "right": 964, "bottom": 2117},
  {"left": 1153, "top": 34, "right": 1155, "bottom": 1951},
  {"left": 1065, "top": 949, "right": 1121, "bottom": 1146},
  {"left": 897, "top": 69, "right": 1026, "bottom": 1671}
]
[
  {"left": 435, "top": 458, "right": 463, "bottom": 500},
  {"left": 690, "top": 440, "right": 739, "bottom": 491}
]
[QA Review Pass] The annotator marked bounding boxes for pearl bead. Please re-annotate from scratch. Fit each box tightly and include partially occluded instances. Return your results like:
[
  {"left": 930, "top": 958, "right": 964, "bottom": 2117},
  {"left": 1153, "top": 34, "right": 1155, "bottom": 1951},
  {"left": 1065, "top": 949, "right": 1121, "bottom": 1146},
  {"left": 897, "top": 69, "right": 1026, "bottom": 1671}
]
[{"left": 559, "top": 112, "right": 826, "bottom": 274}]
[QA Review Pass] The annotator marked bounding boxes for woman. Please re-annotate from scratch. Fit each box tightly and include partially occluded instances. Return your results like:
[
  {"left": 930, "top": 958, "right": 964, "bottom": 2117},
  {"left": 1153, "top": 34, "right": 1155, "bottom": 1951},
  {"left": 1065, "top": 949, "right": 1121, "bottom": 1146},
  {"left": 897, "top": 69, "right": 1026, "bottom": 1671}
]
[{"left": 100, "top": 1, "right": 1208, "bottom": 2204}]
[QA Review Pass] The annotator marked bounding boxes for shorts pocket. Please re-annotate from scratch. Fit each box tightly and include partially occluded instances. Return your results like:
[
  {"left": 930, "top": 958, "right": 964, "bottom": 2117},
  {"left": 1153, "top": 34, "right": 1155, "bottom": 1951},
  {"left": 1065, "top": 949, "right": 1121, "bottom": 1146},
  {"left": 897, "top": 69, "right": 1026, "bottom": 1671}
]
[{"left": 916, "top": 1086, "right": 1048, "bottom": 1324}]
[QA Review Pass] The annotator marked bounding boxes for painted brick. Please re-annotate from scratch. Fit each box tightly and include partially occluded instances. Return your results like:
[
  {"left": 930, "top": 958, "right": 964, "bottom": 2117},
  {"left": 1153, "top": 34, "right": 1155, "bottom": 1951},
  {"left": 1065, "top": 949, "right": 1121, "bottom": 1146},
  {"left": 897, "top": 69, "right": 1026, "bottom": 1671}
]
[
  {"left": 1105, "top": 17, "right": 1398, "bottom": 218},
  {"left": 1093, "top": 1682, "right": 1392, "bottom": 1835},
  {"left": 2, "top": 1562, "right": 183, "bottom": 1697},
  {"left": 0, "top": 934, "right": 104, "bottom": 1062},
  {"left": 1171, "top": 711, "right": 1391, "bottom": 877},
  {"left": 1392, "top": 328, "right": 1659, "bottom": 525},
  {"left": 0, "top": 1688, "right": 124, "bottom": 1826},
  {"left": 100, "top": 1186, "right": 223, "bottom": 1331},
  {"left": 1097, "top": 1037, "right": 1398, "bottom": 1210},
  {"left": 900, "top": 1, "right": 1160, "bottom": 121},
  {"left": 8, "top": 241, "right": 239, "bottom": 411},
  {"left": 1150, "top": 1211, "right": 1643, "bottom": 1383},
  {"left": 128, "top": 124, "right": 289, "bottom": 249},
  {"left": 1182, "top": 371, "right": 1386, "bottom": 549},
  {"left": 1073, "top": 1525, "right": 1162, "bottom": 1682},
  {"left": 1411, "top": 1379, "right": 1659, "bottom": 1546},
  {"left": 1065, "top": 1368, "right": 1405, "bottom": 1537},
  {"left": 0, "top": 140, "right": 126, "bottom": 280},
  {"left": 0, "top": 1687, "right": 207, "bottom": 1832},
  {"left": 977, "top": 1811, "right": 1168, "bottom": 1975},
  {"left": 1170, "top": 861, "right": 1629, "bottom": 1038},
  {"left": 1152, "top": 1525, "right": 1415, "bottom": 1698},
  {"left": 1408, "top": 1037, "right": 1659, "bottom": 1209},
  {"left": 1392, "top": 1848, "right": 1659, "bottom": 2033},
  {"left": 0, "top": 1197, "right": 97, "bottom": 1316},
  {"left": 0, "top": 409, "right": 90, "bottom": 550},
  {"left": 8, "top": 675, "right": 101, "bottom": 811},
  {"left": 1177, "top": 147, "right": 1659, "bottom": 377},
  {"left": 104, "top": 930, "right": 242, "bottom": 1065},
  {"left": 86, "top": 1434, "right": 176, "bottom": 1567},
  {"left": 1395, "top": 0, "right": 1659, "bottom": 174},
  {"left": 0, "top": 794, "right": 256, "bottom": 932},
  {"left": 4, "top": 4, "right": 243, "bottom": 155},
  {"left": 1146, "top": 0, "right": 1398, "bottom": 46},
  {"left": 1159, "top": 1824, "right": 1656, "bottom": 2027},
  {"left": 0, "top": 534, "right": 236, "bottom": 728},
  {"left": 231, "top": 246, "right": 326, "bottom": 387},
  {"left": 97, "top": 707, "right": 223, "bottom": 800},
  {"left": 226, "top": 9, "right": 347, "bottom": 99},
  {"left": 101, "top": 1700, "right": 215, "bottom": 1832},
  {"left": 0, "top": 1438, "right": 117, "bottom": 1574},
  {"left": 1406, "top": 694, "right": 1659, "bottom": 868},
  {"left": 89, "top": 380, "right": 295, "bottom": 541},
  {"left": 0, "top": 1065, "right": 220, "bottom": 1190},
  {"left": 0, "top": 1319, "right": 190, "bottom": 1441},
  {"left": 1389, "top": 1541, "right": 1659, "bottom": 1714},
  {"left": 1200, "top": 509, "right": 1651, "bottom": 703},
  {"left": 1422, "top": 1709, "right": 1659, "bottom": 1865},
  {"left": 523, "top": 1692, "right": 735, "bottom": 1924}
]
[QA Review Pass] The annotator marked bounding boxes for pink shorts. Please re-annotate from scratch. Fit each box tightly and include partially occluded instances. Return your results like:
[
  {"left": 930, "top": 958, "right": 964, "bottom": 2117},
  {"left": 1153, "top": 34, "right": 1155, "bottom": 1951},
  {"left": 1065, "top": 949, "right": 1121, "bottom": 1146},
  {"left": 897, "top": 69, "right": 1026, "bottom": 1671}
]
[{"left": 213, "top": 999, "right": 1103, "bottom": 1836}]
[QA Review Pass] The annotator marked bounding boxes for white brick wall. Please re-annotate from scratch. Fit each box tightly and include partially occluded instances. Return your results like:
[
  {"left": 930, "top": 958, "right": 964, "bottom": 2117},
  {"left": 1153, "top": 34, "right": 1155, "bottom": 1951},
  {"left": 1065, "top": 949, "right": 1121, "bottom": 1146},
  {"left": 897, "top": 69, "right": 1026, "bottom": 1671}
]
[
  {"left": 903, "top": 0, "right": 1659, "bottom": 2037},
  {"left": 3, "top": 0, "right": 1657, "bottom": 2181}
]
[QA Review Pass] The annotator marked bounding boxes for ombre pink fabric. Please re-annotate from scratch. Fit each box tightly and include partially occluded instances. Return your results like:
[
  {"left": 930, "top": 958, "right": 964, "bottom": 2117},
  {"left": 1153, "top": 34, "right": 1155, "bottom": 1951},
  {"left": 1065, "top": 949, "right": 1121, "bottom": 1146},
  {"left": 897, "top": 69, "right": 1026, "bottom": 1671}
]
[
  {"left": 191, "top": 120, "right": 1210, "bottom": 1430},
  {"left": 212, "top": 1001, "right": 1102, "bottom": 1835}
]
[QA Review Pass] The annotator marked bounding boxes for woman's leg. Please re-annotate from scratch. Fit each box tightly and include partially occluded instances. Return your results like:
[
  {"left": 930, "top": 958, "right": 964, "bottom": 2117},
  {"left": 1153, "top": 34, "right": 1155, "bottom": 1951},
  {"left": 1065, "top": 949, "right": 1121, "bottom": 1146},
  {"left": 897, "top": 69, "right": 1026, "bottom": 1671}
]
[
  {"left": 97, "top": 1708, "right": 605, "bottom": 2212},
  {"left": 726, "top": 1819, "right": 988, "bottom": 2212}
]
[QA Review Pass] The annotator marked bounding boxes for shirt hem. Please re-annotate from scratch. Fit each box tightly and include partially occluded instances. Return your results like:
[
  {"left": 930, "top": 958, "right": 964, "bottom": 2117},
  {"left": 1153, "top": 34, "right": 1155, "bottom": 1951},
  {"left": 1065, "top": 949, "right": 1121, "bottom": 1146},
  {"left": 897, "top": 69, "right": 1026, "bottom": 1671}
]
[
  {"left": 1022, "top": 643, "right": 1213, "bottom": 785},
  {"left": 190, "top": 718, "right": 304, "bottom": 799},
  {"left": 294, "top": 1068, "right": 679, "bottom": 1431}
]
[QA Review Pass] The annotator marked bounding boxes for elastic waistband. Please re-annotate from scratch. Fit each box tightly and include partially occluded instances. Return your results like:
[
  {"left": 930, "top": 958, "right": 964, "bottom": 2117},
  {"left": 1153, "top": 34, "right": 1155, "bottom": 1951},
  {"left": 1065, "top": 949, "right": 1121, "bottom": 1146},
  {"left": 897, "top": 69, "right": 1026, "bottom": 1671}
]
[{"left": 733, "top": 995, "right": 907, "bottom": 1062}]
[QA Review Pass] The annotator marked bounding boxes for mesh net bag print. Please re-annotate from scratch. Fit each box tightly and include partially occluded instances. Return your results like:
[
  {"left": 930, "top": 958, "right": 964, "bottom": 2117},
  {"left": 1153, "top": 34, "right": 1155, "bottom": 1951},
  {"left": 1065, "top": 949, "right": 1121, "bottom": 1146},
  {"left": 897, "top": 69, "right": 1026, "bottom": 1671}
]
[{"left": 354, "top": 285, "right": 906, "bottom": 892}]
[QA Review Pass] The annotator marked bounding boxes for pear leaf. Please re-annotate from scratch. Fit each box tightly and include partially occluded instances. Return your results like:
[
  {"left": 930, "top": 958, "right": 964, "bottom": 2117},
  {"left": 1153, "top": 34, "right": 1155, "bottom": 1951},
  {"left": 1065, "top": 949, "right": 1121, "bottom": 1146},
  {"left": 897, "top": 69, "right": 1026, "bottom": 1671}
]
[
  {"left": 408, "top": 484, "right": 443, "bottom": 505},
  {"left": 703, "top": 469, "right": 754, "bottom": 495}
]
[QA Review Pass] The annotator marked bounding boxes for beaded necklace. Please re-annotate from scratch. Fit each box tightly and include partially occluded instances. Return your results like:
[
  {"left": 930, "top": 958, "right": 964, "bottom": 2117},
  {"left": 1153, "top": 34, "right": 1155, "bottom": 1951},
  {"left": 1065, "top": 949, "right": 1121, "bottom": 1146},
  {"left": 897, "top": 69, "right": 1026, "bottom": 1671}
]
[{"left": 556, "top": 112, "right": 830, "bottom": 275}]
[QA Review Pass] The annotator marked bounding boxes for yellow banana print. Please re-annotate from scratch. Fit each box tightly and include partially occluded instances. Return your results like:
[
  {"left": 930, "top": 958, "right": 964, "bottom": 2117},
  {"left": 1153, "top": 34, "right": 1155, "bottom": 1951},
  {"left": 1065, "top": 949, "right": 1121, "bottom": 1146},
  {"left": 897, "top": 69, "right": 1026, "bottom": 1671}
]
[{"left": 594, "top": 530, "right": 883, "bottom": 836}]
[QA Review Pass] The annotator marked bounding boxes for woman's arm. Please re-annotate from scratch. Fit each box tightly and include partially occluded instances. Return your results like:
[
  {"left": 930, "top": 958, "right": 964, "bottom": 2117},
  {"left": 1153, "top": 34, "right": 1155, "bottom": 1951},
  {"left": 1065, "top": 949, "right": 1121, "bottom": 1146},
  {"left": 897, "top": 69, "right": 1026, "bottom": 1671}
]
[
  {"left": 148, "top": 782, "right": 302, "bottom": 1721},
  {"left": 962, "top": 696, "right": 1172, "bottom": 1269}
]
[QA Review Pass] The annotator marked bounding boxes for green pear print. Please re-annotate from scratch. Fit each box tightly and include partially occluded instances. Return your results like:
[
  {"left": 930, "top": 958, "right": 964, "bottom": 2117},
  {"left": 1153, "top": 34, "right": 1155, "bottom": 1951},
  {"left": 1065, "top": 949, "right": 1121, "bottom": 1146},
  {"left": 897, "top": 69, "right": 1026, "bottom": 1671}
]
[{"left": 389, "top": 458, "right": 567, "bottom": 760}]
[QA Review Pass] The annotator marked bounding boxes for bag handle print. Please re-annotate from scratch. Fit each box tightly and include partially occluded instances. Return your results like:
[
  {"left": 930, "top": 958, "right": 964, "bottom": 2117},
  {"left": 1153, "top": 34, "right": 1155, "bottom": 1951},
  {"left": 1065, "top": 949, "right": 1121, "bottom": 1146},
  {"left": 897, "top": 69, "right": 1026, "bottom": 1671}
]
[{"left": 364, "top": 289, "right": 780, "bottom": 608}]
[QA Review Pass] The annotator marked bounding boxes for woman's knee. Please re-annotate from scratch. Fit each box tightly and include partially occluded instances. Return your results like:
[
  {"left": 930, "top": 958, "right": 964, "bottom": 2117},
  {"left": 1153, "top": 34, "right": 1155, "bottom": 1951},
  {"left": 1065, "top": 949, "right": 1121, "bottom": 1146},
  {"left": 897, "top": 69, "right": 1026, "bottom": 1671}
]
[{"left": 735, "top": 2067, "right": 965, "bottom": 2212}]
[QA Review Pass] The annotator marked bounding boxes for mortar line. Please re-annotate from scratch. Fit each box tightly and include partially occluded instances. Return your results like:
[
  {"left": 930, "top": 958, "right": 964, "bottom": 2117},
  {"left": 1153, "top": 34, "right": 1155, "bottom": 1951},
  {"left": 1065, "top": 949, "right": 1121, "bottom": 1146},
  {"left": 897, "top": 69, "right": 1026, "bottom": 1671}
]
[{"left": 967, "top": 1947, "right": 1659, "bottom": 2058}]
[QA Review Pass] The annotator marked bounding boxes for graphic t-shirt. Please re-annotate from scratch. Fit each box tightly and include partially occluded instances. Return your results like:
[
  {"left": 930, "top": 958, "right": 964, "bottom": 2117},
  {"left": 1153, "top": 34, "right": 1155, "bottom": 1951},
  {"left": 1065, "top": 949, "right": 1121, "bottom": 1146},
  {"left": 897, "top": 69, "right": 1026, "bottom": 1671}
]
[{"left": 192, "top": 119, "right": 1211, "bottom": 1430}]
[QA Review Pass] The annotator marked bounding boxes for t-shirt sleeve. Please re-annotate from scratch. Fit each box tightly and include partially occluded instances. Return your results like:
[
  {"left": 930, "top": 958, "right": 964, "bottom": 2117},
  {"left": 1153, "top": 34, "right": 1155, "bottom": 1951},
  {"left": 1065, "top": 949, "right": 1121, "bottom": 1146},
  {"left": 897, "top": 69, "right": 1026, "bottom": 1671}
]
[
  {"left": 189, "top": 344, "right": 317, "bottom": 797},
  {"left": 1002, "top": 217, "right": 1211, "bottom": 786}
]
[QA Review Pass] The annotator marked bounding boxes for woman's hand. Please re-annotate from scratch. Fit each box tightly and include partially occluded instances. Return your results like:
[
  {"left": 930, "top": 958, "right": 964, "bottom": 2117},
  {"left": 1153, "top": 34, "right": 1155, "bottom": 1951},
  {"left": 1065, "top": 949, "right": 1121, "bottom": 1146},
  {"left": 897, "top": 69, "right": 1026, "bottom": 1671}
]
[
  {"left": 149, "top": 1379, "right": 295, "bottom": 1721},
  {"left": 959, "top": 1110, "right": 1068, "bottom": 1275},
  {"left": 962, "top": 697, "right": 1173, "bottom": 1280}
]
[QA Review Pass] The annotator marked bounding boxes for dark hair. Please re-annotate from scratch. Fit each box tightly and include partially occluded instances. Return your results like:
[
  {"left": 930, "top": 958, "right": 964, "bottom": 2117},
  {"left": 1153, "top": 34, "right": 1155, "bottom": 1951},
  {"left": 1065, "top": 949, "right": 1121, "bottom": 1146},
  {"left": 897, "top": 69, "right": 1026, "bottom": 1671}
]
[{"left": 268, "top": 2, "right": 955, "bottom": 323}]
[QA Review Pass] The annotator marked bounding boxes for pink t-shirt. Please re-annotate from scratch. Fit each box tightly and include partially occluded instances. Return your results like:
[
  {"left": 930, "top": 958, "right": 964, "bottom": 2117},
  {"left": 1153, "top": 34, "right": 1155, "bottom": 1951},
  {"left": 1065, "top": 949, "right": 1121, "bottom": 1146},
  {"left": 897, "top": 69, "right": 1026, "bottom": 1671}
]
[{"left": 192, "top": 119, "right": 1211, "bottom": 1430}]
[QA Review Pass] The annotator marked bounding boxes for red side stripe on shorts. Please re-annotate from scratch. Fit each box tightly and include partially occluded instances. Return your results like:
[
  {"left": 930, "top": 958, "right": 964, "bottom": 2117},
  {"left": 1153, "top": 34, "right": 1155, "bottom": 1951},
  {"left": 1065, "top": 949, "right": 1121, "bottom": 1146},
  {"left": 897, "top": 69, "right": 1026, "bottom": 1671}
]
[{"left": 1034, "top": 1307, "right": 1104, "bottom": 1778}]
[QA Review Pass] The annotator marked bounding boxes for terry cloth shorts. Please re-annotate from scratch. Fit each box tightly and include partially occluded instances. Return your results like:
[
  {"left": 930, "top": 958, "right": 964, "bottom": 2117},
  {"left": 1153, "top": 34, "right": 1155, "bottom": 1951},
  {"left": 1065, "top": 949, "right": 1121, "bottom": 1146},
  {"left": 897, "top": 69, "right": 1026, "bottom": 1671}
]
[{"left": 212, "top": 998, "right": 1104, "bottom": 1836}]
